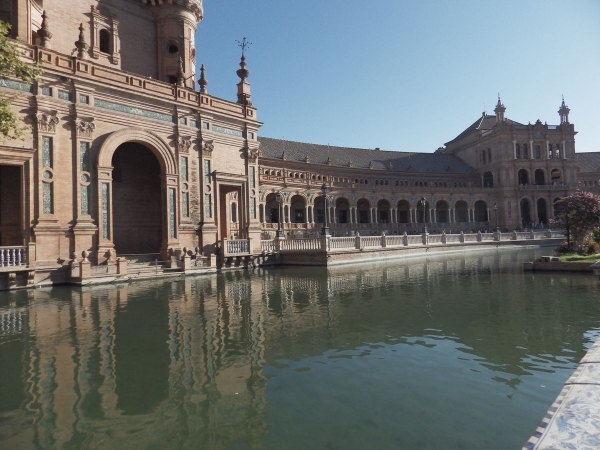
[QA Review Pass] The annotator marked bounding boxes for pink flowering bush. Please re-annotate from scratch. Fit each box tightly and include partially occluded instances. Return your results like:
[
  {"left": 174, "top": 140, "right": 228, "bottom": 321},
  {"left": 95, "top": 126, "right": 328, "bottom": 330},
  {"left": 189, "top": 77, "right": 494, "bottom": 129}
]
[{"left": 554, "top": 191, "right": 600, "bottom": 253}]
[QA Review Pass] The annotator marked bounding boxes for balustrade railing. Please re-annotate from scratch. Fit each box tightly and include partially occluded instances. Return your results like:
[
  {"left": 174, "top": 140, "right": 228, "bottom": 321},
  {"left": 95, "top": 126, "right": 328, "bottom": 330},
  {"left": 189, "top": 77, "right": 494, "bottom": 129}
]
[
  {"left": 280, "top": 238, "right": 321, "bottom": 251},
  {"left": 330, "top": 237, "right": 355, "bottom": 250},
  {"left": 0, "top": 246, "right": 27, "bottom": 268},
  {"left": 224, "top": 239, "right": 249, "bottom": 256},
  {"left": 261, "top": 240, "right": 276, "bottom": 253},
  {"left": 480, "top": 233, "right": 495, "bottom": 241},
  {"left": 406, "top": 235, "right": 422, "bottom": 245},
  {"left": 361, "top": 236, "right": 381, "bottom": 248},
  {"left": 386, "top": 236, "right": 404, "bottom": 246}
]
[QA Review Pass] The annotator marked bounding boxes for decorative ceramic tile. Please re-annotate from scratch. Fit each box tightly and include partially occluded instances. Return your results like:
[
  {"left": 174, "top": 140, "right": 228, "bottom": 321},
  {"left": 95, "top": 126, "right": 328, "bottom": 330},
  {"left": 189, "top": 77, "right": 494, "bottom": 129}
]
[
  {"left": 102, "top": 183, "right": 109, "bottom": 239},
  {"left": 211, "top": 124, "right": 242, "bottom": 137},
  {"left": 580, "top": 341, "right": 600, "bottom": 364},
  {"left": 42, "top": 137, "right": 52, "bottom": 168},
  {"left": 94, "top": 98, "right": 173, "bottom": 123},
  {"left": 169, "top": 188, "right": 176, "bottom": 238},
  {"left": 0, "top": 78, "right": 34, "bottom": 93},
  {"left": 530, "top": 385, "right": 600, "bottom": 449},
  {"left": 566, "top": 363, "right": 600, "bottom": 386},
  {"left": 42, "top": 183, "right": 53, "bottom": 214},
  {"left": 182, "top": 192, "right": 189, "bottom": 218},
  {"left": 58, "top": 90, "right": 72, "bottom": 101},
  {"left": 81, "top": 185, "right": 89, "bottom": 215},
  {"left": 80, "top": 142, "right": 90, "bottom": 172},
  {"left": 204, "top": 194, "right": 212, "bottom": 218}
]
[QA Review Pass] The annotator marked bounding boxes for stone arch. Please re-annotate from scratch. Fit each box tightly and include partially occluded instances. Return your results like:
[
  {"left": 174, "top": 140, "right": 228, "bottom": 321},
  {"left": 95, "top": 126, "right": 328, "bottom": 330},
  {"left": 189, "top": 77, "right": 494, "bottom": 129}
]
[
  {"left": 397, "top": 199, "right": 410, "bottom": 223},
  {"left": 534, "top": 169, "right": 546, "bottom": 185},
  {"left": 537, "top": 197, "right": 548, "bottom": 225},
  {"left": 474, "top": 200, "right": 488, "bottom": 222},
  {"left": 290, "top": 194, "right": 306, "bottom": 223},
  {"left": 517, "top": 169, "right": 529, "bottom": 185},
  {"left": 97, "top": 128, "right": 177, "bottom": 175},
  {"left": 455, "top": 200, "right": 469, "bottom": 222},
  {"left": 336, "top": 197, "right": 350, "bottom": 224},
  {"left": 356, "top": 198, "right": 371, "bottom": 224},
  {"left": 435, "top": 200, "right": 449, "bottom": 223},
  {"left": 377, "top": 199, "right": 391, "bottom": 223},
  {"left": 520, "top": 197, "right": 532, "bottom": 228}
]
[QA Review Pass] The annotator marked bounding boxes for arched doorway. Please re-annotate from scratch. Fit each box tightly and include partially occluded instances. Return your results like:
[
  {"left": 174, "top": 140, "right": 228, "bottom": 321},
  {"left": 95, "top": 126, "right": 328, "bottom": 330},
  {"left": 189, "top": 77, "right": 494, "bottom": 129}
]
[
  {"left": 483, "top": 171, "right": 493, "bottom": 188},
  {"left": 537, "top": 198, "right": 547, "bottom": 225},
  {"left": 474, "top": 200, "right": 488, "bottom": 222},
  {"left": 436, "top": 200, "right": 449, "bottom": 223},
  {"left": 520, "top": 199, "right": 532, "bottom": 228},
  {"left": 455, "top": 200, "right": 469, "bottom": 223},
  {"left": 518, "top": 169, "right": 529, "bottom": 185},
  {"left": 535, "top": 169, "right": 545, "bottom": 185},
  {"left": 336, "top": 198, "right": 350, "bottom": 224},
  {"left": 377, "top": 199, "right": 390, "bottom": 223},
  {"left": 551, "top": 169, "right": 562, "bottom": 184},
  {"left": 397, "top": 200, "right": 410, "bottom": 223},
  {"left": 290, "top": 195, "right": 306, "bottom": 223},
  {"left": 0, "top": 165, "right": 22, "bottom": 246},
  {"left": 357, "top": 199, "right": 370, "bottom": 224},
  {"left": 112, "top": 143, "right": 162, "bottom": 255}
]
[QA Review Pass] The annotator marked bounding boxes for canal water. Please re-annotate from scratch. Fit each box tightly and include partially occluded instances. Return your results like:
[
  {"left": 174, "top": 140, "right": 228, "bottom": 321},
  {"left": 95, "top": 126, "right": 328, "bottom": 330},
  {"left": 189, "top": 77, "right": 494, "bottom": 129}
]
[{"left": 1, "top": 248, "right": 599, "bottom": 450}]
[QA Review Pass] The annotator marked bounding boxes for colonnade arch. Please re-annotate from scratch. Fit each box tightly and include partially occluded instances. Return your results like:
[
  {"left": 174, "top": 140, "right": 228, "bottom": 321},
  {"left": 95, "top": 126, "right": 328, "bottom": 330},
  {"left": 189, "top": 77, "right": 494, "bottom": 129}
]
[{"left": 96, "top": 129, "right": 179, "bottom": 260}]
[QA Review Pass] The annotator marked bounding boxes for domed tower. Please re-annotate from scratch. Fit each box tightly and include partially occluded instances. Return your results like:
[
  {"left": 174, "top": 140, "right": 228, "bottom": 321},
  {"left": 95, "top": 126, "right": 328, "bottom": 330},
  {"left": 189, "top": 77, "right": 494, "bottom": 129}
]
[{"left": 151, "top": 0, "right": 203, "bottom": 89}]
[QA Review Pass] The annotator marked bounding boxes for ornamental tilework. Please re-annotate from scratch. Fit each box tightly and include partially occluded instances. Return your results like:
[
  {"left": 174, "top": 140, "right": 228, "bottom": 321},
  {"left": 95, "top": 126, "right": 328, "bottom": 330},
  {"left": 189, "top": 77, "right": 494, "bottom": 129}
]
[
  {"left": 182, "top": 192, "right": 189, "bottom": 217},
  {"left": 94, "top": 98, "right": 173, "bottom": 123},
  {"left": 43, "top": 183, "right": 53, "bottom": 214},
  {"left": 42, "top": 137, "right": 52, "bottom": 168},
  {"left": 250, "top": 197, "right": 256, "bottom": 219},
  {"left": 181, "top": 157, "right": 188, "bottom": 181},
  {"left": 0, "top": 78, "right": 34, "bottom": 93},
  {"left": 80, "top": 142, "right": 90, "bottom": 172},
  {"left": 81, "top": 185, "right": 89, "bottom": 215},
  {"left": 204, "top": 194, "right": 212, "bottom": 218},
  {"left": 102, "top": 183, "right": 109, "bottom": 239},
  {"left": 169, "top": 188, "right": 176, "bottom": 238}
]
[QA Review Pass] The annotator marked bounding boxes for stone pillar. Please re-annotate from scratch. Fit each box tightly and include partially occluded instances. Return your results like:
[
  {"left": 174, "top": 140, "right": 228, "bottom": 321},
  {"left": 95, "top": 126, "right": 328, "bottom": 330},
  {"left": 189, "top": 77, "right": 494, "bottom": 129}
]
[
  {"left": 513, "top": 140, "right": 517, "bottom": 159},
  {"left": 433, "top": 209, "right": 437, "bottom": 223},
  {"left": 333, "top": 206, "right": 337, "bottom": 224},
  {"left": 562, "top": 140, "right": 566, "bottom": 160},
  {"left": 409, "top": 208, "right": 413, "bottom": 223},
  {"left": 381, "top": 233, "right": 387, "bottom": 248},
  {"left": 530, "top": 140, "right": 534, "bottom": 160},
  {"left": 422, "top": 231, "right": 429, "bottom": 246},
  {"left": 305, "top": 206, "right": 309, "bottom": 224},
  {"left": 79, "top": 251, "right": 91, "bottom": 279},
  {"left": 403, "top": 232, "right": 408, "bottom": 246},
  {"left": 441, "top": 231, "right": 447, "bottom": 244},
  {"left": 117, "top": 257, "right": 128, "bottom": 274}
]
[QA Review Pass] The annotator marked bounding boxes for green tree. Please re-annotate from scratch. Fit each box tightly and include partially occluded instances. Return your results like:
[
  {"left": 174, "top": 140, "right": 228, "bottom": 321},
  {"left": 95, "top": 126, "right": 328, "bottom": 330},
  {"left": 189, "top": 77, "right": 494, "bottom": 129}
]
[
  {"left": 0, "top": 21, "right": 42, "bottom": 141},
  {"left": 553, "top": 191, "right": 600, "bottom": 252}
]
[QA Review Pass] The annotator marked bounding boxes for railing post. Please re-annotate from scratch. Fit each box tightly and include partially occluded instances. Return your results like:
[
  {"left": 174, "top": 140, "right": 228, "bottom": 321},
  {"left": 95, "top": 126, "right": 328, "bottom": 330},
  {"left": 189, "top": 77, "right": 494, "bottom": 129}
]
[
  {"left": 422, "top": 231, "right": 429, "bottom": 246},
  {"left": 493, "top": 231, "right": 501, "bottom": 242},
  {"left": 441, "top": 231, "right": 447, "bottom": 244},
  {"left": 381, "top": 232, "right": 387, "bottom": 248},
  {"left": 117, "top": 257, "right": 128, "bottom": 274},
  {"left": 459, "top": 231, "right": 465, "bottom": 243},
  {"left": 27, "top": 242, "right": 36, "bottom": 266},
  {"left": 320, "top": 234, "right": 330, "bottom": 252},
  {"left": 403, "top": 232, "right": 408, "bottom": 246},
  {"left": 477, "top": 231, "right": 482, "bottom": 242},
  {"left": 546, "top": 229, "right": 552, "bottom": 238},
  {"left": 512, "top": 230, "right": 517, "bottom": 240},
  {"left": 79, "top": 251, "right": 91, "bottom": 279},
  {"left": 529, "top": 230, "right": 535, "bottom": 239}
]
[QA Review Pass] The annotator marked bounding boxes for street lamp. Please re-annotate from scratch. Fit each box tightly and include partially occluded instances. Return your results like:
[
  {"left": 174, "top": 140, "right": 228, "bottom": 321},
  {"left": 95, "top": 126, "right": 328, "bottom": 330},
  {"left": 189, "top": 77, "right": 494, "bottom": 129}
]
[
  {"left": 321, "top": 183, "right": 330, "bottom": 235},
  {"left": 494, "top": 203, "right": 499, "bottom": 232},
  {"left": 275, "top": 192, "right": 285, "bottom": 238},
  {"left": 420, "top": 197, "right": 427, "bottom": 233}
]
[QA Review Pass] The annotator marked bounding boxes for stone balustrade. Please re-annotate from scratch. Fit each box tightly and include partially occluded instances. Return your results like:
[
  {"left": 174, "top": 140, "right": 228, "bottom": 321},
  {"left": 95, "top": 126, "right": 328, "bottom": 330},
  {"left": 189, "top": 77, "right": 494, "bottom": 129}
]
[{"left": 0, "top": 246, "right": 27, "bottom": 268}]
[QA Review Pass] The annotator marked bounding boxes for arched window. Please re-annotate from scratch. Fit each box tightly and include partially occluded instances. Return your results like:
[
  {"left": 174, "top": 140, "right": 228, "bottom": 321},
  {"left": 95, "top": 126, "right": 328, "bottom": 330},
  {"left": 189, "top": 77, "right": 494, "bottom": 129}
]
[
  {"left": 548, "top": 143, "right": 553, "bottom": 159},
  {"left": 523, "top": 144, "right": 528, "bottom": 158},
  {"left": 99, "top": 29, "right": 110, "bottom": 53}
]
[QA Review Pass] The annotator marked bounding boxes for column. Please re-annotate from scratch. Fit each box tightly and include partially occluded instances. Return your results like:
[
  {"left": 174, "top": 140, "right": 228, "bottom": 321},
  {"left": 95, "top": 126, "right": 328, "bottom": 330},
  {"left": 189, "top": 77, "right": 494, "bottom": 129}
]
[
  {"left": 333, "top": 206, "right": 337, "bottom": 223},
  {"left": 562, "top": 140, "right": 566, "bottom": 160},
  {"left": 487, "top": 207, "right": 490, "bottom": 222},
  {"left": 513, "top": 140, "right": 517, "bottom": 159},
  {"left": 433, "top": 209, "right": 437, "bottom": 223},
  {"left": 545, "top": 140, "right": 550, "bottom": 160},
  {"left": 305, "top": 205, "right": 309, "bottom": 224},
  {"left": 529, "top": 140, "right": 534, "bottom": 160},
  {"left": 409, "top": 208, "right": 413, "bottom": 223}
]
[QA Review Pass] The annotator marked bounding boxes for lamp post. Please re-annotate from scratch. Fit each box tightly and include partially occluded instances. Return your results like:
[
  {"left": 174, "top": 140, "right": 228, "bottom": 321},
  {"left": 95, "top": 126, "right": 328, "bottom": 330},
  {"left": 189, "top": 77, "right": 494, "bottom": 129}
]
[
  {"left": 494, "top": 203, "right": 499, "bottom": 232},
  {"left": 420, "top": 197, "right": 427, "bottom": 233},
  {"left": 321, "top": 183, "right": 330, "bottom": 235},
  {"left": 275, "top": 192, "right": 285, "bottom": 239}
]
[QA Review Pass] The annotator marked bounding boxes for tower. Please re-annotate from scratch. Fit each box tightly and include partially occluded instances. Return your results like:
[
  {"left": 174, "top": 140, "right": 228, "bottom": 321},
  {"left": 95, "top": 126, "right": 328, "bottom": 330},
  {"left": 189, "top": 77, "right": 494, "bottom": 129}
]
[
  {"left": 558, "top": 96, "right": 570, "bottom": 124},
  {"left": 153, "top": 0, "right": 203, "bottom": 89},
  {"left": 494, "top": 94, "right": 506, "bottom": 122}
]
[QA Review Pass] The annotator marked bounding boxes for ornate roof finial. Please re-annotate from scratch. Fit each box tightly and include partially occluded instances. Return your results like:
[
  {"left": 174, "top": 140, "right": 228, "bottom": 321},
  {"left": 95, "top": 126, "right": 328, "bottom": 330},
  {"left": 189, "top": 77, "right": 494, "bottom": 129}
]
[
  {"left": 558, "top": 95, "right": 570, "bottom": 124},
  {"left": 176, "top": 57, "right": 185, "bottom": 87},
  {"left": 235, "top": 38, "right": 252, "bottom": 106},
  {"left": 198, "top": 64, "right": 208, "bottom": 94},
  {"left": 494, "top": 93, "right": 506, "bottom": 122},
  {"left": 75, "top": 23, "right": 88, "bottom": 60},
  {"left": 496, "top": 93, "right": 503, "bottom": 108},
  {"left": 38, "top": 10, "right": 53, "bottom": 49}
]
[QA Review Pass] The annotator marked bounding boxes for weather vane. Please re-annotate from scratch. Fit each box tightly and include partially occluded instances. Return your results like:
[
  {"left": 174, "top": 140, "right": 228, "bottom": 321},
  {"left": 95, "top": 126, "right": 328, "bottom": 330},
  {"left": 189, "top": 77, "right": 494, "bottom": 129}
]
[{"left": 236, "top": 37, "right": 252, "bottom": 56}]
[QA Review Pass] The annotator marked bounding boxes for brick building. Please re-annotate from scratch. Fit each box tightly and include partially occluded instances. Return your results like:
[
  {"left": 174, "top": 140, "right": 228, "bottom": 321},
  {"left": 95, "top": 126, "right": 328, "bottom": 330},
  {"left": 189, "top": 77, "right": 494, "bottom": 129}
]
[{"left": 0, "top": 0, "right": 598, "bottom": 285}]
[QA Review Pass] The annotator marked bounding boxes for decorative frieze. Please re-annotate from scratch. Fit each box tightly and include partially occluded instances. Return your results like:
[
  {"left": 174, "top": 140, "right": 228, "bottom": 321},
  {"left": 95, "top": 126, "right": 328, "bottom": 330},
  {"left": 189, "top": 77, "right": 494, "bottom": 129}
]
[
  {"left": 202, "top": 140, "right": 214, "bottom": 157},
  {"left": 94, "top": 98, "right": 173, "bottom": 122},
  {"left": 177, "top": 136, "right": 192, "bottom": 153},
  {"left": 212, "top": 125, "right": 243, "bottom": 137},
  {"left": 35, "top": 112, "right": 59, "bottom": 133},
  {"left": 75, "top": 118, "right": 95, "bottom": 137}
]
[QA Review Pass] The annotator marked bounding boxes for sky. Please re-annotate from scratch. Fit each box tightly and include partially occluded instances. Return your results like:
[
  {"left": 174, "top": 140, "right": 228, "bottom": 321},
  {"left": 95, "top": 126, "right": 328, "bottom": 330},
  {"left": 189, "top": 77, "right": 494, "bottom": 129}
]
[{"left": 195, "top": 0, "right": 600, "bottom": 153}]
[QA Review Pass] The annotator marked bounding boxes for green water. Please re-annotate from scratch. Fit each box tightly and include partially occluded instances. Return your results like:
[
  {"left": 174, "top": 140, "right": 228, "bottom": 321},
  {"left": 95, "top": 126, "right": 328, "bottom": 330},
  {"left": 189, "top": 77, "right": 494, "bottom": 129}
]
[{"left": 1, "top": 248, "right": 599, "bottom": 450}]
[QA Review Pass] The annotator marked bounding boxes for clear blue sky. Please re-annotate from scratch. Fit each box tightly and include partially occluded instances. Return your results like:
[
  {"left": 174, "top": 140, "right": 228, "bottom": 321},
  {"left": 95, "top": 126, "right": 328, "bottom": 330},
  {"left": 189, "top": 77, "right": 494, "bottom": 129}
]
[{"left": 195, "top": 0, "right": 600, "bottom": 153}]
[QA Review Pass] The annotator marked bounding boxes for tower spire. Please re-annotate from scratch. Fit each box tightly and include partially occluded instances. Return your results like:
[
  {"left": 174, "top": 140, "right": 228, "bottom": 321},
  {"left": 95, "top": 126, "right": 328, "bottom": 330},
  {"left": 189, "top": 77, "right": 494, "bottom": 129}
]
[
  {"left": 235, "top": 38, "right": 252, "bottom": 106},
  {"left": 38, "top": 10, "right": 53, "bottom": 49},
  {"left": 494, "top": 94, "right": 506, "bottom": 122},
  {"left": 558, "top": 95, "right": 570, "bottom": 124},
  {"left": 198, "top": 64, "right": 208, "bottom": 94}
]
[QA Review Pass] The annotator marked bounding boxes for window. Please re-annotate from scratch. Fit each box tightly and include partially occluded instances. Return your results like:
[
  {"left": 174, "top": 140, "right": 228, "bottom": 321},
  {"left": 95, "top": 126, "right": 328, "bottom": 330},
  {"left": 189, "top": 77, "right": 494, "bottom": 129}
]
[
  {"left": 515, "top": 144, "right": 520, "bottom": 158},
  {"left": 168, "top": 75, "right": 177, "bottom": 85},
  {"left": 548, "top": 143, "right": 553, "bottom": 159},
  {"left": 523, "top": 144, "right": 528, "bottom": 158},
  {"left": 168, "top": 44, "right": 179, "bottom": 55},
  {"left": 202, "top": 122, "right": 210, "bottom": 130},
  {"left": 99, "top": 29, "right": 110, "bottom": 53},
  {"left": 534, "top": 145, "right": 541, "bottom": 159}
]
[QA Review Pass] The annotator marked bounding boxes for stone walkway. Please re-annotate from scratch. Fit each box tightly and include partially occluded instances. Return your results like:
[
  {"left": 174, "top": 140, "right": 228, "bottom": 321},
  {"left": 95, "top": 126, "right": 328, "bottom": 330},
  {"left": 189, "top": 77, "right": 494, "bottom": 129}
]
[{"left": 523, "top": 337, "right": 600, "bottom": 449}]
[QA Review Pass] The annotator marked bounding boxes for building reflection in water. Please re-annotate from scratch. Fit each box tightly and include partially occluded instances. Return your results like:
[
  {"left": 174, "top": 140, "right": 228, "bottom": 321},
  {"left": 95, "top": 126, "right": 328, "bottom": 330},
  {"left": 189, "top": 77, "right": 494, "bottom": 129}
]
[{"left": 0, "top": 249, "right": 599, "bottom": 449}]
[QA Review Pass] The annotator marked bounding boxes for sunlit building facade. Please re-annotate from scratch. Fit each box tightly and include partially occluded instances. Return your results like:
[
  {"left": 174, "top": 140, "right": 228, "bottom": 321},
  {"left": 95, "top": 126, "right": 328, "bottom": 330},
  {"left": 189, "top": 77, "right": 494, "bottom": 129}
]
[{"left": 0, "top": 0, "right": 597, "bottom": 286}]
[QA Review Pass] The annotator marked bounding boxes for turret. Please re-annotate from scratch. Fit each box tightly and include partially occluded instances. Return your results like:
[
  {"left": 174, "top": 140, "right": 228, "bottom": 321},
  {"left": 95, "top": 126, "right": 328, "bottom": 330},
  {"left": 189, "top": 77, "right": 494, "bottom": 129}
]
[
  {"left": 494, "top": 94, "right": 506, "bottom": 122},
  {"left": 152, "top": 0, "right": 203, "bottom": 89},
  {"left": 558, "top": 96, "right": 570, "bottom": 124}
]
